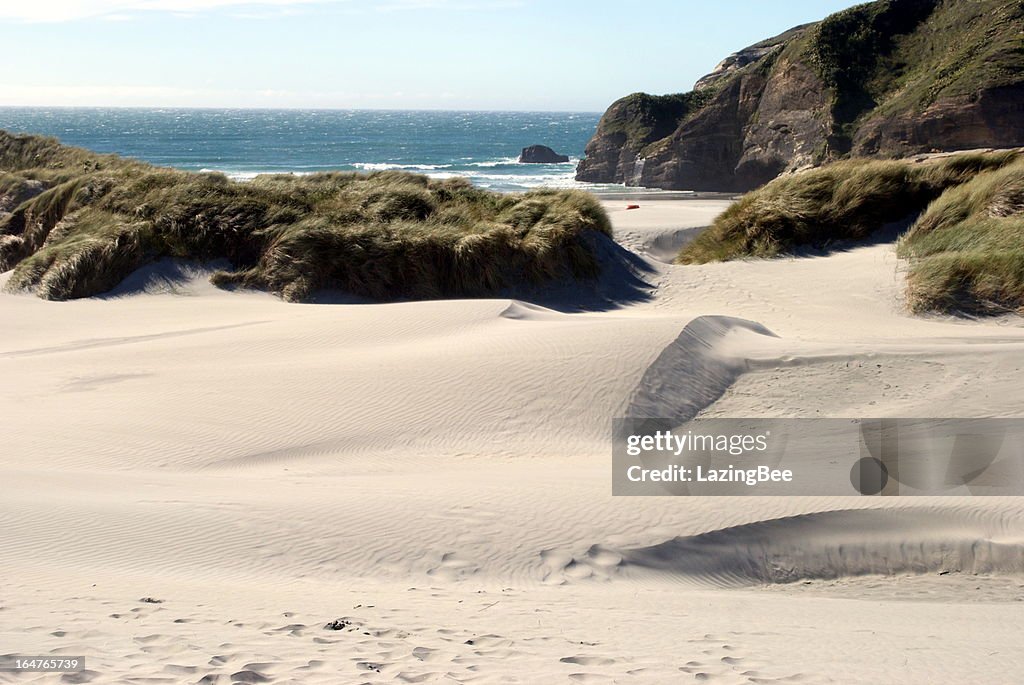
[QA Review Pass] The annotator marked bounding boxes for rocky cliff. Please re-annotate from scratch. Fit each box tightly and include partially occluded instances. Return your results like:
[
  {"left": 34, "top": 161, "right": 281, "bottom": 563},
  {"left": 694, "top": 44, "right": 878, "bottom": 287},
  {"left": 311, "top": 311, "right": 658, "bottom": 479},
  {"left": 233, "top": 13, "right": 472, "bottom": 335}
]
[{"left": 576, "top": 0, "right": 1024, "bottom": 191}]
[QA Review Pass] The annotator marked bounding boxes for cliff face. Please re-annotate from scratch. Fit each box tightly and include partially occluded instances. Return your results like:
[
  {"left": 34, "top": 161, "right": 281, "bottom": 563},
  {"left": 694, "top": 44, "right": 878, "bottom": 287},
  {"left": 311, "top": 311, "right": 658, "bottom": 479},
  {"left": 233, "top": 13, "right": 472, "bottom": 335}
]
[
  {"left": 575, "top": 91, "right": 710, "bottom": 186},
  {"left": 577, "top": 0, "right": 1024, "bottom": 191}
]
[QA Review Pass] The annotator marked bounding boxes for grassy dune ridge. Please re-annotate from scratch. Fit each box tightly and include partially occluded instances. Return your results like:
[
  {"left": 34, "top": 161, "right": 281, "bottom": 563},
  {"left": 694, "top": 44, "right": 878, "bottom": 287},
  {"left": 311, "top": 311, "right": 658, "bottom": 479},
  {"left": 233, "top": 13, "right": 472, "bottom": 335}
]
[
  {"left": 899, "top": 157, "right": 1024, "bottom": 313},
  {"left": 0, "top": 131, "right": 612, "bottom": 301},
  {"left": 677, "top": 150, "right": 1024, "bottom": 314}
]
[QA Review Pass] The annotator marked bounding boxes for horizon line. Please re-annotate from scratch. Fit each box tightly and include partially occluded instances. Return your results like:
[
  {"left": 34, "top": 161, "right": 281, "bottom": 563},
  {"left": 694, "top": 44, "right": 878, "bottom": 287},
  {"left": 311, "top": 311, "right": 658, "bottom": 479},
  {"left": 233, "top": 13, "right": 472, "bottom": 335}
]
[{"left": 0, "top": 105, "right": 607, "bottom": 115}]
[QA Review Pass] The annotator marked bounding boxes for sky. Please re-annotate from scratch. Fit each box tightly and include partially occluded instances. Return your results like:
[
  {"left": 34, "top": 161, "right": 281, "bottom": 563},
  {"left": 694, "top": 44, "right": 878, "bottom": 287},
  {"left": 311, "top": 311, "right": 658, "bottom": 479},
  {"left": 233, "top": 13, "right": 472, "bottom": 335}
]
[{"left": 1, "top": 0, "right": 861, "bottom": 111}]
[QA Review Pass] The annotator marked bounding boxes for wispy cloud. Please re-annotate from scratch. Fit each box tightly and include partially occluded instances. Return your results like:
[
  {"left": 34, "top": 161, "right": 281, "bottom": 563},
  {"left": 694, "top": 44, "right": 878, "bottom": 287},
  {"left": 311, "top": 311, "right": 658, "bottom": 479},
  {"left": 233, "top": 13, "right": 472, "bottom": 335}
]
[
  {"left": 0, "top": 0, "right": 521, "bottom": 22},
  {"left": 0, "top": 83, "right": 468, "bottom": 108},
  {"left": 0, "top": 0, "right": 334, "bottom": 22},
  {"left": 374, "top": 0, "right": 523, "bottom": 10},
  {"left": 0, "top": 83, "right": 208, "bottom": 104}
]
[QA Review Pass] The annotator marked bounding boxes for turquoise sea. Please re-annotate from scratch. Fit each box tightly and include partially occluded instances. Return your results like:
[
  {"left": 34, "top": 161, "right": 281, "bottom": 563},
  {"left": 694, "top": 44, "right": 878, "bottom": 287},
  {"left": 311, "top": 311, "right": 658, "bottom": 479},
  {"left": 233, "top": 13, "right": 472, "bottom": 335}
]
[{"left": 0, "top": 108, "right": 635, "bottom": 194}]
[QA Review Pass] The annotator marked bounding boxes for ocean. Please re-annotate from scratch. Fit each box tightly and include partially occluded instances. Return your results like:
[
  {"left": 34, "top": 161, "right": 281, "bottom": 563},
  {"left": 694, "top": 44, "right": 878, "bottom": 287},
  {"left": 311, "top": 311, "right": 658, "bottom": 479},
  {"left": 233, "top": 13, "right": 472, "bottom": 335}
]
[{"left": 0, "top": 107, "right": 639, "bottom": 194}]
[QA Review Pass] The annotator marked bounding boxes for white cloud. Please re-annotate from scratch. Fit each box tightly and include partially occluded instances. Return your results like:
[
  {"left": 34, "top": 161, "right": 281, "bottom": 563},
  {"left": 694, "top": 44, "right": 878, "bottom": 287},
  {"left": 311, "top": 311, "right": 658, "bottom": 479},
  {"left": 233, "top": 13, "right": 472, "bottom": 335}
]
[
  {"left": 0, "top": 0, "right": 520, "bottom": 22},
  {"left": 0, "top": 83, "right": 207, "bottom": 105},
  {"left": 0, "top": 0, "right": 333, "bottom": 22},
  {"left": 375, "top": 0, "right": 521, "bottom": 10},
  {"left": 0, "top": 82, "right": 471, "bottom": 108}
]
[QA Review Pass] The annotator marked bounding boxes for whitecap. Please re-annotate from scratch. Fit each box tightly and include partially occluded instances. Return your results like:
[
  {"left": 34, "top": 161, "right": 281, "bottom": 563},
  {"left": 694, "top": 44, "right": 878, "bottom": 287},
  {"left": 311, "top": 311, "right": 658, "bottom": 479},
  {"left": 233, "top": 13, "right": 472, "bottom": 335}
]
[{"left": 351, "top": 162, "right": 453, "bottom": 171}]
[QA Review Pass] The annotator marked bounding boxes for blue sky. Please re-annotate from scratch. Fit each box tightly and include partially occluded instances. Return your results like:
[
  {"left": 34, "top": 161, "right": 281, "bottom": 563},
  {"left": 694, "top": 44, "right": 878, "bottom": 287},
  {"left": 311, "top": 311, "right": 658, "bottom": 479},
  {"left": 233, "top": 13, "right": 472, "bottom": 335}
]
[{"left": 1, "top": 0, "right": 860, "bottom": 111}]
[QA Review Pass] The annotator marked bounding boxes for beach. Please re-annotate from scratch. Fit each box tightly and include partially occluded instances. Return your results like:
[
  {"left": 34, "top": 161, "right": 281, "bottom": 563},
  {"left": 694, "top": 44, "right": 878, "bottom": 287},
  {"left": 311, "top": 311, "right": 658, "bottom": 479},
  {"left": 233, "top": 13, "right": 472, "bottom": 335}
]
[{"left": 2, "top": 199, "right": 1024, "bottom": 684}]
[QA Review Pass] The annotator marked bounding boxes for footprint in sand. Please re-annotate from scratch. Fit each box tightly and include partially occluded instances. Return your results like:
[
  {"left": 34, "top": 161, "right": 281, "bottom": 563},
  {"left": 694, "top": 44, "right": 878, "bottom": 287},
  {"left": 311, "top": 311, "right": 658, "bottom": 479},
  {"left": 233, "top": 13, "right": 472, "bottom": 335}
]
[
  {"left": 411, "top": 646, "right": 438, "bottom": 662},
  {"left": 560, "top": 656, "right": 616, "bottom": 666},
  {"left": 426, "top": 552, "right": 480, "bottom": 581}
]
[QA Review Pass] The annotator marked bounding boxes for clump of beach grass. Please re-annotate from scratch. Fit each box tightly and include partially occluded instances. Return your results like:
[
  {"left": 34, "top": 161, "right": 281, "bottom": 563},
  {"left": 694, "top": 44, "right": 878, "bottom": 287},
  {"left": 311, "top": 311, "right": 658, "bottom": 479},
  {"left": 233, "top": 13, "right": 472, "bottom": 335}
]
[
  {"left": 675, "top": 149, "right": 1024, "bottom": 315},
  {"left": 214, "top": 187, "right": 612, "bottom": 302},
  {"left": 0, "top": 131, "right": 613, "bottom": 302},
  {"left": 899, "top": 156, "right": 1024, "bottom": 313},
  {"left": 6, "top": 208, "right": 154, "bottom": 300},
  {"left": 677, "top": 151, "right": 1020, "bottom": 264}
]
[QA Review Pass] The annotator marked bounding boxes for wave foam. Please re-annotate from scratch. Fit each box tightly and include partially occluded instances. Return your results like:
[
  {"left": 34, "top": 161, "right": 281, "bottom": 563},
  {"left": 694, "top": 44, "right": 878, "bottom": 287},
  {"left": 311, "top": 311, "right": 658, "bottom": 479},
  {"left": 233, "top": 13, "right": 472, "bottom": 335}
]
[{"left": 351, "top": 162, "right": 453, "bottom": 171}]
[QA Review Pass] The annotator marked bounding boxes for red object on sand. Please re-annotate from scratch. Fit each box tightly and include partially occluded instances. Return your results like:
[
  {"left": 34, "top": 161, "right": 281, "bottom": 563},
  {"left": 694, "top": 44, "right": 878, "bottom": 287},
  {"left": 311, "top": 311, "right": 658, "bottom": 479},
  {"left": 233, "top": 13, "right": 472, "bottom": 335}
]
[{"left": 626, "top": 204, "right": 640, "bottom": 210}]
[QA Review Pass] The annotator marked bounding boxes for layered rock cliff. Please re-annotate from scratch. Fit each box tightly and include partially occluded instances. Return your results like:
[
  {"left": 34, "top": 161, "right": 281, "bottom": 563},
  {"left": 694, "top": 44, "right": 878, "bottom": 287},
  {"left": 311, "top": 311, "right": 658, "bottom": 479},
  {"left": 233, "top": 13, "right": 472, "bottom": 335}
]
[{"left": 576, "top": 0, "right": 1024, "bottom": 191}]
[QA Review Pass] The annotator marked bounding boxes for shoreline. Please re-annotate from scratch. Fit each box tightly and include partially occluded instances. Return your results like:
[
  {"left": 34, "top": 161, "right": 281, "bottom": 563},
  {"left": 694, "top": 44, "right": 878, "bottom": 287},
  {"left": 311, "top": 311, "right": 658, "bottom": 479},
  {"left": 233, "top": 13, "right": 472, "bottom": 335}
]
[{"left": 588, "top": 189, "right": 738, "bottom": 201}]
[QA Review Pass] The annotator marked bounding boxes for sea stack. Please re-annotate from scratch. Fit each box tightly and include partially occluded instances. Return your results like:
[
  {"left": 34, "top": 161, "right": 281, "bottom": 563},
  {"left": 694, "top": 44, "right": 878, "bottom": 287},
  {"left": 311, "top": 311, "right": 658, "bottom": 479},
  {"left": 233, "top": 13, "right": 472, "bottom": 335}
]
[{"left": 519, "top": 145, "right": 570, "bottom": 164}]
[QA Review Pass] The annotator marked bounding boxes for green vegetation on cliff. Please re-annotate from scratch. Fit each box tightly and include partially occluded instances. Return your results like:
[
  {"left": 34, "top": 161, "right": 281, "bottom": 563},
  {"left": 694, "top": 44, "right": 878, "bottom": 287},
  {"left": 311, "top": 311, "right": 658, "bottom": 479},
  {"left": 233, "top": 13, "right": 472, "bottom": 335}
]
[
  {"left": 802, "top": 0, "right": 1024, "bottom": 153},
  {"left": 0, "top": 131, "right": 612, "bottom": 302},
  {"left": 574, "top": 88, "right": 721, "bottom": 185},
  {"left": 598, "top": 91, "right": 716, "bottom": 155},
  {"left": 578, "top": 0, "right": 1024, "bottom": 191},
  {"left": 676, "top": 150, "right": 1024, "bottom": 314},
  {"left": 801, "top": 0, "right": 937, "bottom": 151}
]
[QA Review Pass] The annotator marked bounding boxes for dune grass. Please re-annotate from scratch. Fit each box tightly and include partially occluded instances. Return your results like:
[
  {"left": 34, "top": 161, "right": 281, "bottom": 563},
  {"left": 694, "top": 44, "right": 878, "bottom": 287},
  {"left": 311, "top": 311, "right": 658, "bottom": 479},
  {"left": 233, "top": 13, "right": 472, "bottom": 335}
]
[
  {"left": 0, "top": 131, "right": 613, "bottom": 301},
  {"left": 213, "top": 183, "right": 612, "bottom": 301},
  {"left": 677, "top": 151, "right": 1020, "bottom": 264},
  {"left": 899, "top": 157, "right": 1024, "bottom": 313},
  {"left": 676, "top": 149, "right": 1024, "bottom": 314}
]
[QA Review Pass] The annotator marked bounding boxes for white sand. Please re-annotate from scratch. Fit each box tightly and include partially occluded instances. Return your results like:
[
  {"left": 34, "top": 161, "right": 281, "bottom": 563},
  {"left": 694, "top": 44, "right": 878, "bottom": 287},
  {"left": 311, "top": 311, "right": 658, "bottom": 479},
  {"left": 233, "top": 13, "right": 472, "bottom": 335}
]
[{"left": 2, "top": 199, "right": 1023, "bottom": 684}]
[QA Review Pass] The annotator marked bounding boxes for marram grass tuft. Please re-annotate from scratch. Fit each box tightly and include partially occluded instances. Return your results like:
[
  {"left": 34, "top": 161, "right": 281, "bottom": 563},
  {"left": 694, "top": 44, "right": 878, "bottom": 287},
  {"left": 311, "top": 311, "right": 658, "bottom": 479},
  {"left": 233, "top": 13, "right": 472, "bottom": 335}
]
[
  {"left": 0, "top": 131, "right": 612, "bottom": 302},
  {"left": 676, "top": 149, "right": 1024, "bottom": 315}
]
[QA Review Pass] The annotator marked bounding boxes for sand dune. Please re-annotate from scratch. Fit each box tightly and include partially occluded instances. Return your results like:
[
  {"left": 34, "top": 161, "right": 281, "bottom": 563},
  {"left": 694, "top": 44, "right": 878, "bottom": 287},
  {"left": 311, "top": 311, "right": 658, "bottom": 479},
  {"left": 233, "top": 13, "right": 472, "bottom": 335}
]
[
  {"left": 624, "top": 315, "right": 779, "bottom": 423},
  {"left": 614, "top": 507, "right": 1024, "bottom": 586},
  {"left": 2, "top": 199, "right": 1024, "bottom": 683}
]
